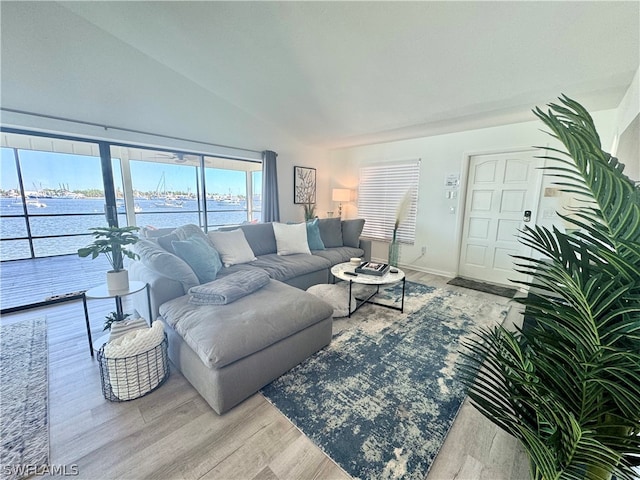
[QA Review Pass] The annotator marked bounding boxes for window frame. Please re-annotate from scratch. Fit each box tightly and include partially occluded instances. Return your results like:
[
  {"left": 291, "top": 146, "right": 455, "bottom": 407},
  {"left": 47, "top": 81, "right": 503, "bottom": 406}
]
[{"left": 0, "top": 128, "right": 263, "bottom": 260}]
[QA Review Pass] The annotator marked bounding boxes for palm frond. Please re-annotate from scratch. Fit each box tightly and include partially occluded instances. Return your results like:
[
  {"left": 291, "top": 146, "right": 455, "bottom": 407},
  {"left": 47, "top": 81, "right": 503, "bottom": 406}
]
[{"left": 458, "top": 96, "right": 640, "bottom": 480}]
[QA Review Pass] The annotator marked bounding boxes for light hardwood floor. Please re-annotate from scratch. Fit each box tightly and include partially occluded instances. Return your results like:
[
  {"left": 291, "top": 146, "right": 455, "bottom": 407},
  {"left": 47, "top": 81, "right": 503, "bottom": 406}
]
[{"left": 1, "top": 261, "right": 529, "bottom": 480}]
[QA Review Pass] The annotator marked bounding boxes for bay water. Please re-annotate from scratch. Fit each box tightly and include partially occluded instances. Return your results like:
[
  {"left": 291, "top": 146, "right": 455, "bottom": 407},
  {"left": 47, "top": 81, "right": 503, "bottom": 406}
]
[{"left": 0, "top": 197, "right": 255, "bottom": 261}]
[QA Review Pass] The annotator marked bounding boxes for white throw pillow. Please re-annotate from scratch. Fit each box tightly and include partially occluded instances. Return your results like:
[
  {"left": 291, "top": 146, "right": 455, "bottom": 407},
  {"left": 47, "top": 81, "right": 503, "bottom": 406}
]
[
  {"left": 207, "top": 229, "right": 257, "bottom": 267},
  {"left": 272, "top": 222, "right": 311, "bottom": 256}
]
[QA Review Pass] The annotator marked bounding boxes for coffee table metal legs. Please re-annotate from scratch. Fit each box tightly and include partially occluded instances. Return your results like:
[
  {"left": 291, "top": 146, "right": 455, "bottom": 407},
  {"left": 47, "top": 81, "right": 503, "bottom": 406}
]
[{"left": 347, "top": 277, "right": 406, "bottom": 318}]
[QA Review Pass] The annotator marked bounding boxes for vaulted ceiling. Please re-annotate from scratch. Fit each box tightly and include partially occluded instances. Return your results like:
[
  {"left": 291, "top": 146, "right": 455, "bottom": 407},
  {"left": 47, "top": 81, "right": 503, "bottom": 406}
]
[{"left": 12, "top": 2, "right": 640, "bottom": 149}]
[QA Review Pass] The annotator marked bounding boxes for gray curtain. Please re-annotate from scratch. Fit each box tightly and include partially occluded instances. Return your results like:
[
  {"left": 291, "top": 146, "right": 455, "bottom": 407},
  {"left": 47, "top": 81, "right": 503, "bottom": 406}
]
[{"left": 262, "top": 150, "right": 280, "bottom": 222}]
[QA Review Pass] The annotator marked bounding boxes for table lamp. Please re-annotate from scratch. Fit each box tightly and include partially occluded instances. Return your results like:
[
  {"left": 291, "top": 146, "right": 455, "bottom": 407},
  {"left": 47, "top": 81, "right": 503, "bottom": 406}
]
[{"left": 332, "top": 188, "right": 351, "bottom": 217}]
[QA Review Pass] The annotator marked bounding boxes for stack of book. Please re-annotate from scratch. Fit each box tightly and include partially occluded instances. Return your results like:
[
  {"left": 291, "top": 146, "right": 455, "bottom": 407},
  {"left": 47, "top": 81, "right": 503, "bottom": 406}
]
[{"left": 355, "top": 261, "right": 390, "bottom": 276}]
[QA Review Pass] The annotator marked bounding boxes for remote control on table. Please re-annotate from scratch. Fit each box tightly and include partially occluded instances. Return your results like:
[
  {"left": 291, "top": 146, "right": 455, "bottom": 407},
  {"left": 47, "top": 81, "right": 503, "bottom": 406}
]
[
  {"left": 390, "top": 268, "right": 398, "bottom": 273},
  {"left": 344, "top": 271, "right": 358, "bottom": 276}
]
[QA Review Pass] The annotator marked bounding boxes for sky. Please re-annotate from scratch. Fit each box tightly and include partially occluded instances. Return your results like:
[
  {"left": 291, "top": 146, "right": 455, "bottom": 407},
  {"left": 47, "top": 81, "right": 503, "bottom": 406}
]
[{"left": 1, "top": 148, "right": 255, "bottom": 195}]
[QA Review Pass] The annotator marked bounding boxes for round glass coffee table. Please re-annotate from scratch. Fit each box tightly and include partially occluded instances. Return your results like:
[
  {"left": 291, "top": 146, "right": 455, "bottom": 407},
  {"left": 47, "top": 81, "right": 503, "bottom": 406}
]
[{"left": 331, "top": 262, "right": 406, "bottom": 317}]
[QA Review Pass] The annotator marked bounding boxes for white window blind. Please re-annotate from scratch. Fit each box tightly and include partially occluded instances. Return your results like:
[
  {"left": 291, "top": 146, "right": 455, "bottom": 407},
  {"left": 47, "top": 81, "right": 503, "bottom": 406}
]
[{"left": 357, "top": 160, "right": 420, "bottom": 244}]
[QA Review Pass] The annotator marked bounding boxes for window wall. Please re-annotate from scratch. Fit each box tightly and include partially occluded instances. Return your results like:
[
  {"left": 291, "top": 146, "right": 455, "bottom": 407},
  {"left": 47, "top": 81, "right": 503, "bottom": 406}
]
[
  {"left": 122, "top": 147, "right": 202, "bottom": 230},
  {"left": 0, "top": 137, "right": 124, "bottom": 260},
  {"left": 1, "top": 132, "right": 263, "bottom": 261},
  {"left": 203, "top": 155, "right": 262, "bottom": 229}
]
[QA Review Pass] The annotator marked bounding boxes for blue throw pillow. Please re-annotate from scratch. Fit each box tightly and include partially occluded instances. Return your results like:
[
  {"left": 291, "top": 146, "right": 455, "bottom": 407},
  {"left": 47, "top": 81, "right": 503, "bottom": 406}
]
[
  {"left": 306, "top": 218, "right": 325, "bottom": 250},
  {"left": 172, "top": 236, "right": 223, "bottom": 284}
]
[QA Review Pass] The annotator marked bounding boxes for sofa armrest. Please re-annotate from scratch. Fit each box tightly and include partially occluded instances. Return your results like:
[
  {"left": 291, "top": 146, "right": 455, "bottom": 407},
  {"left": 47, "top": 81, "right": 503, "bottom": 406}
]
[
  {"left": 359, "top": 238, "right": 372, "bottom": 262},
  {"left": 129, "top": 261, "right": 186, "bottom": 322}
]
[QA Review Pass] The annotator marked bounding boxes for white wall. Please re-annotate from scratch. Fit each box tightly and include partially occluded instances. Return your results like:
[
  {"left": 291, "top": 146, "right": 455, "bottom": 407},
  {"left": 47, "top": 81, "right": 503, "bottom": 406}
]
[
  {"left": 615, "top": 67, "right": 640, "bottom": 137},
  {"left": 1, "top": 2, "right": 632, "bottom": 235},
  {"left": 0, "top": 1, "right": 326, "bottom": 223},
  {"left": 329, "top": 109, "right": 617, "bottom": 276},
  {"left": 613, "top": 67, "right": 640, "bottom": 181}
]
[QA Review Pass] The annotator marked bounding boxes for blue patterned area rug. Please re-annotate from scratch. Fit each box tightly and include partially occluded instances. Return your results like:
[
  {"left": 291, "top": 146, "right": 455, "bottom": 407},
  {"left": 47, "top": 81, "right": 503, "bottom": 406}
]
[
  {"left": 262, "top": 281, "right": 510, "bottom": 480},
  {"left": 0, "top": 317, "right": 49, "bottom": 480}
]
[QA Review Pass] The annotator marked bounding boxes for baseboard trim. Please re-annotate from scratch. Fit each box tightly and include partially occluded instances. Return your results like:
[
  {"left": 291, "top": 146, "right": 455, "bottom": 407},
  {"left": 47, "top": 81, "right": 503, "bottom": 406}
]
[{"left": 370, "top": 257, "right": 455, "bottom": 278}]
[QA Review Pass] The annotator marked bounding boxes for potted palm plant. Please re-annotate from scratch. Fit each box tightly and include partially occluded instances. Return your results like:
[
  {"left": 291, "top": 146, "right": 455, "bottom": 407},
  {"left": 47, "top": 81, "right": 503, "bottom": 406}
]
[
  {"left": 303, "top": 201, "right": 316, "bottom": 221},
  {"left": 458, "top": 96, "right": 640, "bottom": 480},
  {"left": 78, "top": 226, "right": 140, "bottom": 291}
]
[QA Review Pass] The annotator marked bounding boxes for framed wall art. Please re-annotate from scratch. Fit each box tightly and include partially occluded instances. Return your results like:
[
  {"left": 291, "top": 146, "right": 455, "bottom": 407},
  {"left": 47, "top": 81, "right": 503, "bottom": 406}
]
[{"left": 294, "top": 166, "right": 316, "bottom": 204}]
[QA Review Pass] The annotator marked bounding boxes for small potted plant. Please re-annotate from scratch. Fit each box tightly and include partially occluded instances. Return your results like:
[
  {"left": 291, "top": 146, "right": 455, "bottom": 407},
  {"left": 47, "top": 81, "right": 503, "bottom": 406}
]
[
  {"left": 303, "top": 201, "right": 316, "bottom": 221},
  {"left": 78, "top": 225, "right": 140, "bottom": 291},
  {"left": 104, "top": 311, "right": 131, "bottom": 331}
]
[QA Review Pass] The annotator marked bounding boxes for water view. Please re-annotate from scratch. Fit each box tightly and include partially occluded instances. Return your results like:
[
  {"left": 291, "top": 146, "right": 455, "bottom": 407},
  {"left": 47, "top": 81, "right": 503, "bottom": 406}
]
[
  {"left": 0, "top": 197, "right": 259, "bottom": 261},
  {"left": 1, "top": 133, "right": 263, "bottom": 262}
]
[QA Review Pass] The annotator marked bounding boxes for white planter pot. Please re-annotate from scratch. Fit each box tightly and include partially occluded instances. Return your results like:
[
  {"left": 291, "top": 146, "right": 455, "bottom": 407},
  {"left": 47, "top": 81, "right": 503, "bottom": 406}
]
[{"left": 106, "top": 269, "right": 129, "bottom": 292}]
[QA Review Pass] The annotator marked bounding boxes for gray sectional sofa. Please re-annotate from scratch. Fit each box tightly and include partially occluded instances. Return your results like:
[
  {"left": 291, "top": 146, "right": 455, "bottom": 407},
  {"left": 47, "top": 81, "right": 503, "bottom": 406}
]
[{"left": 130, "top": 218, "right": 370, "bottom": 414}]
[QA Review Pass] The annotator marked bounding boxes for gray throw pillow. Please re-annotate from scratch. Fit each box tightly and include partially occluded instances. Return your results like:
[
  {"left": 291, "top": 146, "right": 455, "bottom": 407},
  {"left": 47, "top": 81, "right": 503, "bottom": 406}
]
[
  {"left": 133, "top": 239, "right": 200, "bottom": 292},
  {"left": 157, "top": 232, "right": 179, "bottom": 253},
  {"left": 239, "top": 223, "right": 278, "bottom": 256},
  {"left": 317, "top": 217, "right": 343, "bottom": 248},
  {"left": 342, "top": 219, "right": 365, "bottom": 248},
  {"left": 173, "top": 224, "right": 212, "bottom": 246}
]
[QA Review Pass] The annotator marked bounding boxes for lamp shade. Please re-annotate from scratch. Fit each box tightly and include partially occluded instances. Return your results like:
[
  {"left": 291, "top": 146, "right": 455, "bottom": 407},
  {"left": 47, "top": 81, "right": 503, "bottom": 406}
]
[{"left": 332, "top": 188, "right": 351, "bottom": 202}]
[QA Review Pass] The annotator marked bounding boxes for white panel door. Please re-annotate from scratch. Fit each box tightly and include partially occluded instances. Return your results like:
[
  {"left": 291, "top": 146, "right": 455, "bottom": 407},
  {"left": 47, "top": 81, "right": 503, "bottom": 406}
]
[{"left": 458, "top": 151, "right": 542, "bottom": 286}]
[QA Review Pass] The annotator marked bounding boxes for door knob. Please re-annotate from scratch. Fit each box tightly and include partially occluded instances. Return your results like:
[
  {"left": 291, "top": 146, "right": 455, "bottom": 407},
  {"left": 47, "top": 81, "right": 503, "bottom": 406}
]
[{"left": 523, "top": 210, "right": 531, "bottom": 222}]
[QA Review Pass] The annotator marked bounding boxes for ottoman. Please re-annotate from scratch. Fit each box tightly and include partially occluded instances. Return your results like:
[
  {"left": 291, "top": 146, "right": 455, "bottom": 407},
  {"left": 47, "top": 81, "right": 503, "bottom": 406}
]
[
  {"left": 307, "top": 283, "right": 355, "bottom": 318},
  {"left": 158, "top": 280, "right": 334, "bottom": 414}
]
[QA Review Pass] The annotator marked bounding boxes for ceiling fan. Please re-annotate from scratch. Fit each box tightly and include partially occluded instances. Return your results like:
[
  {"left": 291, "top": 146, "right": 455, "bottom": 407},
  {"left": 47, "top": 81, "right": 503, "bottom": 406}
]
[{"left": 149, "top": 152, "right": 198, "bottom": 163}]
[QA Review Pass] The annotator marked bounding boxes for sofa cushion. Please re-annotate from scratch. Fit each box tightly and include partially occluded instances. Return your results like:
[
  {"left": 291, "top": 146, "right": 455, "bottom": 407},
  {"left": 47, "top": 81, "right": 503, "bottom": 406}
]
[
  {"left": 273, "top": 222, "right": 311, "bottom": 256},
  {"left": 216, "top": 263, "right": 266, "bottom": 278},
  {"left": 134, "top": 239, "right": 200, "bottom": 291},
  {"left": 317, "top": 217, "right": 343, "bottom": 248},
  {"left": 238, "top": 223, "right": 277, "bottom": 256},
  {"left": 172, "top": 236, "right": 223, "bottom": 284},
  {"left": 208, "top": 229, "right": 257, "bottom": 267},
  {"left": 342, "top": 219, "right": 365, "bottom": 248},
  {"left": 159, "top": 280, "right": 334, "bottom": 369},
  {"left": 312, "top": 246, "right": 366, "bottom": 265},
  {"left": 250, "top": 253, "right": 330, "bottom": 282},
  {"left": 306, "top": 218, "right": 325, "bottom": 250}
]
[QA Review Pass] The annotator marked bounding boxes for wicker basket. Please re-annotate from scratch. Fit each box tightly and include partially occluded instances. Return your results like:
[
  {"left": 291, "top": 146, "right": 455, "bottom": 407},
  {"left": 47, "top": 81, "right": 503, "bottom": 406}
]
[{"left": 97, "top": 333, "right": 169, "bottom": 402}]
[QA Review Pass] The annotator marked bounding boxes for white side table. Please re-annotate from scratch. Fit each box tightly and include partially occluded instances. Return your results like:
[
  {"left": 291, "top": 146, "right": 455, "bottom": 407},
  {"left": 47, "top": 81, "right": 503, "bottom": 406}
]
[{"left": 86, "top": 281, "right": 152, "bottom": 353}]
